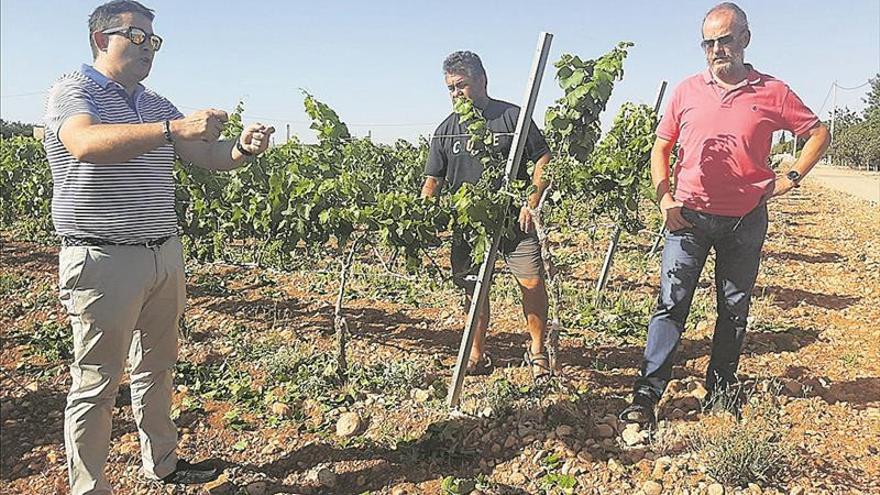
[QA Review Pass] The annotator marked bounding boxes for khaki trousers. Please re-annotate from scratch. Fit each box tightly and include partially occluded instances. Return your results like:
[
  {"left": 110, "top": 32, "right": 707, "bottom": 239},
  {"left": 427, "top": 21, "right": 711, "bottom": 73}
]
[{"left": 60, "top": 237, "right": 184, "bottom": 495}]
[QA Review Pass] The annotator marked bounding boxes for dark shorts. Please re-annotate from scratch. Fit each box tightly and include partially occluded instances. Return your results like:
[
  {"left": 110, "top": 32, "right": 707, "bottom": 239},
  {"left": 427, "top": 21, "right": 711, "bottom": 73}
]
[{"left": 451, "top": 225, "right": 544, "bottom": 294}]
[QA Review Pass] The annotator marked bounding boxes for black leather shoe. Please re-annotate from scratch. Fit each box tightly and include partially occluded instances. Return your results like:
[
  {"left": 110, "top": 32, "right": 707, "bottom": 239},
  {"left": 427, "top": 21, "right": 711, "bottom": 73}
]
[
  {"left": 161, "top": 459, "right": 220, "bottom": 485},
  {"left": 619, "top": 390, "right": 658, "bottom": 430}
]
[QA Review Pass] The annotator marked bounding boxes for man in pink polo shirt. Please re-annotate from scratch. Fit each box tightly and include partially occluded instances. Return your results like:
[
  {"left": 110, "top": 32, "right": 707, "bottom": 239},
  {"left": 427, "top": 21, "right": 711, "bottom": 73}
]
[{"left": 620, "top": 2, "right": 830, "bottom": 427}]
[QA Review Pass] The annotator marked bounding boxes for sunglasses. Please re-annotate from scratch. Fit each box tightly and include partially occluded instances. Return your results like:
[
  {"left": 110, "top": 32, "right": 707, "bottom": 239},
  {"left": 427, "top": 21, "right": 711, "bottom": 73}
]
[
  {"left": 101, "top": 26, "right": 163, "bottom": 51},
  {"left": 700, "top": 32, "right": 739, "bottom": 51}
]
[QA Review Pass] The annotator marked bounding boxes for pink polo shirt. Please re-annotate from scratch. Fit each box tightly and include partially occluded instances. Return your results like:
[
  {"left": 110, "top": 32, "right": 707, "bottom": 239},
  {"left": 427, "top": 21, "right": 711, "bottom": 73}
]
[{"left": 656, "top": 67, "right": 819, "bottom": 217}]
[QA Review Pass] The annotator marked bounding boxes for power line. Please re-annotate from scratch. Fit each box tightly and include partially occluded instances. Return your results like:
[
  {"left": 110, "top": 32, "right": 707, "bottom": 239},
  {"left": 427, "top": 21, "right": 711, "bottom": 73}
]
[
  {"left": 0, "top": 90, "right": 49, "bottom": 99},
  {"left": 833, "top": 80, "right": 871, "bottom": 91}
]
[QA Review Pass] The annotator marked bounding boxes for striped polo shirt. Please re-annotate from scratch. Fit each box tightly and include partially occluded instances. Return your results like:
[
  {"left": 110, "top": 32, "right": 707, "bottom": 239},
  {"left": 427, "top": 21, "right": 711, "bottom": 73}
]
[{"left": 43, "top": 64, "right": 183, "bottom": 243}]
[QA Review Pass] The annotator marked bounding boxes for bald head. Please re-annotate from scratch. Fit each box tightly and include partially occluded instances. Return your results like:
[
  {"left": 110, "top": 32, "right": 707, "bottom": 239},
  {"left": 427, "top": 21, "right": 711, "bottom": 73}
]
[{"left": 703, "top": 2, "right": 749, "bottom": 34}]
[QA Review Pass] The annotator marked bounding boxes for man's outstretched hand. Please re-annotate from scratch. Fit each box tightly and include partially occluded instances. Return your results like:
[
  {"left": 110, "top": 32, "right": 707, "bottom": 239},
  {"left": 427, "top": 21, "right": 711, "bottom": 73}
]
[{"left": 239, "top": 123, "right": 275, "bottom": 156}]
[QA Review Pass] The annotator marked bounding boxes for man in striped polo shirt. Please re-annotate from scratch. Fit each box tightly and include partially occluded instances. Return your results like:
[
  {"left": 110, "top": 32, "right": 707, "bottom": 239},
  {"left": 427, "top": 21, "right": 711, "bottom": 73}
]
[
  {"left": 43, "top": 2, "right": 274, "bottom": 493},
  {"left": 619, "top": 2, "right": 830, "bottom": 428}
]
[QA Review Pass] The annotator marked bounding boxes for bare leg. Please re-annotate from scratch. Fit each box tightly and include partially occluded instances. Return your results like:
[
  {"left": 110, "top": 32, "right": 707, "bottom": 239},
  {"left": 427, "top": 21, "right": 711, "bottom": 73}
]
[
  {"left": 516, "top": 276, "right": 548, "bottom": 355},
  {"left": 465, "top": 293, "right": 490, "bottom": 364}
]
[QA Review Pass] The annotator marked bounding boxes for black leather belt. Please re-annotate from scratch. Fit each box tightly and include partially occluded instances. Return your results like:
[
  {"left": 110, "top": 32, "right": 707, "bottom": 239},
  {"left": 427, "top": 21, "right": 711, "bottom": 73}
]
[{"left": 61, "top": 235, "right": 173, "bottom": 248}]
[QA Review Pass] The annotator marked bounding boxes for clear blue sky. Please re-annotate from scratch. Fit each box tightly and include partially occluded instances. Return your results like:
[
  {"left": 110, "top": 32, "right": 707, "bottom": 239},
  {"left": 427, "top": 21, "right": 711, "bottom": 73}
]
[{"left": 2, "top": 1, "right": 878, "bottom": 143}]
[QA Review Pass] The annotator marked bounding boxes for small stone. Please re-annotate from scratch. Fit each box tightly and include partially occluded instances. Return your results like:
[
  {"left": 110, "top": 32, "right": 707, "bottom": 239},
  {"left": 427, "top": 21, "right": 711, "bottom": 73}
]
[
  {"left": 783, "top": 380, "right": 803, "bottom": 396},
  {"left": 555, "top": 424, "right": 575, "bottom": 437},
  {"left": 531, "top": 449, "right": 546, "bottom": 465},
  {"left": 602, "top": 414, "right": 619, "bottom": 429},
  {"left": 46, "top": 451, "right": 59, "bottom": 464},
  {"left": 509, "top": 471, "right": 526, "bottom": 484},
  {"left": 643, "top": 480, "right": 663, "bottom": 495},
  {"left": 707, "top": 483, "right": 724, "bottom": 495},
  {"left": 577, "top": 450, "right": 593, "bottom": 464},
  {"left": 669, "top": 408, "right": 686, "bottom": 420},
  {"left": 608, "top": 458, "right": 624, "bottom": 473},
  {"left": 690, "top": 383, "right": 708, "bottom": 401},
  {"left": 204, "top": 471, "right": 234, "bottom": 494},
  {"left": 675, "top": 396, "right": 701, "bottom": 411},
  {"left": 651, "top": 457, "right": 672, "bottom": 479},
  {"left": 336, "top": 412, "right": 363, "bottom": 438},
  {"left": 316, "top": 467, "right": 337, "bottom": 487},
  {"left": 622, "top": 427, "right": 646, "bottom": 446},
  {"left": 413, "top": 388, "right": 431, "bottom": 403},
  {"left": 504, "top": 434, "right": 518, "bottom": 449},
  {"left": 595, "top": 424, "right": 615, "bottom": 438},
  {"left": 303, "top": 399, "right": 323, "bottom": 427},
  {"left": 25, "top": 382, "right": 39, "bottom": 393}
]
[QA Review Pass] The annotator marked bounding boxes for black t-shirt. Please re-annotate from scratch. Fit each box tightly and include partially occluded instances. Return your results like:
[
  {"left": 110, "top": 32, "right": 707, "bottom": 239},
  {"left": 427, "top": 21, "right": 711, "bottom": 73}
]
[{"left": 424, "top": 99, "right": 550, "bottom": 192}]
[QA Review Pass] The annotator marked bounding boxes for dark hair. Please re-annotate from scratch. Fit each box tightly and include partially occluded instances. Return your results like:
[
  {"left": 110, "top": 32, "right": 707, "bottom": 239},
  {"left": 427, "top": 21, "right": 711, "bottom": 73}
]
[
  {"left": 88, "top": 0, "right": 155, "bottom": 58},
  {"left": 703, "top": 2, "right": 749, "bottom": 32},
  {"left": 443, "top": 51, "right": 487, "bottom": 82}
]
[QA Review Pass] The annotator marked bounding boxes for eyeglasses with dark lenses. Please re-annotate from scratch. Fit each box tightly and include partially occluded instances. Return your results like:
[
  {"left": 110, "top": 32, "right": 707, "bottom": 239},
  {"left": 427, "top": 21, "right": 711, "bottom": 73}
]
[
  {"left": 101, "top": 26, "right": 163, "bottom": 51},
  {"left": 700, "top": 33, "right": 737, "bottom": 51}
]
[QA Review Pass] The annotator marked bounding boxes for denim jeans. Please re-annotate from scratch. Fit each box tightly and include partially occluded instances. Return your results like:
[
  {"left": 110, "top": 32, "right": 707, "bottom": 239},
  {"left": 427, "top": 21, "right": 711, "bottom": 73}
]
[{"left": 635, "top": 203, "right": 768, "bottom": 401}]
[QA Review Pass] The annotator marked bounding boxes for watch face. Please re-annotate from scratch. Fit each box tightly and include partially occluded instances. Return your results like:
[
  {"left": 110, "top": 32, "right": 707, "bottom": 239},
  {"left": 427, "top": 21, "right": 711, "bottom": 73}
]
[{"left": 786, "top": 170, "right": 800, "bottom": 181}]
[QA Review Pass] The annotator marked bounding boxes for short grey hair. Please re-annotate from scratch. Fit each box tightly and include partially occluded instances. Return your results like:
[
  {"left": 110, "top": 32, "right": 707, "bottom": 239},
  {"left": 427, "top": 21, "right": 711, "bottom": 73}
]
[
  {"left": 88, "top": 0, "right": 155, "bottom": 58},
  {"left": 703, "top": 2, "right": 749, "bottom": 32},
  {"left": 443, "top": 51, "right": 487, "bottom": 81}
]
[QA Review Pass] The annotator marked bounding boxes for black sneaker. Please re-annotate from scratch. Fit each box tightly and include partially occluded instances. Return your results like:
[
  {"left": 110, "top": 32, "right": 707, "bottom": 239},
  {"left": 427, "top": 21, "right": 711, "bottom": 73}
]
[
  {"left": 161, "top": 459, "right": 220, "bottom": 485},
  {"left": 619, "top": 390, "right": 658, "bottom": 430}
]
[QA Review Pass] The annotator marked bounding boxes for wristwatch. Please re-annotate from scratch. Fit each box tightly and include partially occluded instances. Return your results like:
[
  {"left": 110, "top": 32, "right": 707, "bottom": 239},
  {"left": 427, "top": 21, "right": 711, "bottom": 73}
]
[
  {"left": 786, "top": 170, "right": 801, "bottom": 188},
  {"left": 235, "top": 139, "right": 254, "bottom": 158}
]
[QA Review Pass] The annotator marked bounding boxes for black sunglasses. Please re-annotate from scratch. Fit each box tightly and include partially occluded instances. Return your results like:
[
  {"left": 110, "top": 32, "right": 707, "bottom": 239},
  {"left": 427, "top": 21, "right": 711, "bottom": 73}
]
[
  {"left": 700, "top": 32, "right": 739, "bottom": 51},
  {"left": 101, "top": 26, "right": 163, "bottom": 51}
]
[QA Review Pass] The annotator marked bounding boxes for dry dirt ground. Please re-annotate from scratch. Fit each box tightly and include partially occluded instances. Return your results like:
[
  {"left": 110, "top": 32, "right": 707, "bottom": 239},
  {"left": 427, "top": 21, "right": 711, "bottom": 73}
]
[{"left": 1, "top": 181, "right": 879, "bottom": 495}]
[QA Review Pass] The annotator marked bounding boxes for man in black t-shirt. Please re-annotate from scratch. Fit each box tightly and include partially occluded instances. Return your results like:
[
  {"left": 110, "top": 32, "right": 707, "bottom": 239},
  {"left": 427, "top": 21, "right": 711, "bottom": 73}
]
[{"left": 420, "top": 51, "right": 552, "bottom": 381}]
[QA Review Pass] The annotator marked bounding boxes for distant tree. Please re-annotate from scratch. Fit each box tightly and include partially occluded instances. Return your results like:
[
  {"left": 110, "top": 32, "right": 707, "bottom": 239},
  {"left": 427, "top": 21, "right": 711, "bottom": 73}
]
[
  {"left": 829, "top": 74, "right": 880, "bottom": 171},
  {"left": 0, "top": 119, "right": 35, "bottom": 139}
]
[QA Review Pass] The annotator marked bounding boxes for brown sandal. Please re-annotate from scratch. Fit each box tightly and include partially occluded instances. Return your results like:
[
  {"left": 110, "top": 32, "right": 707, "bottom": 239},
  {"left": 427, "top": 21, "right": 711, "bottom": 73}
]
[{"left": 523, "top": 348, "right": 553, "bottom": 383}]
